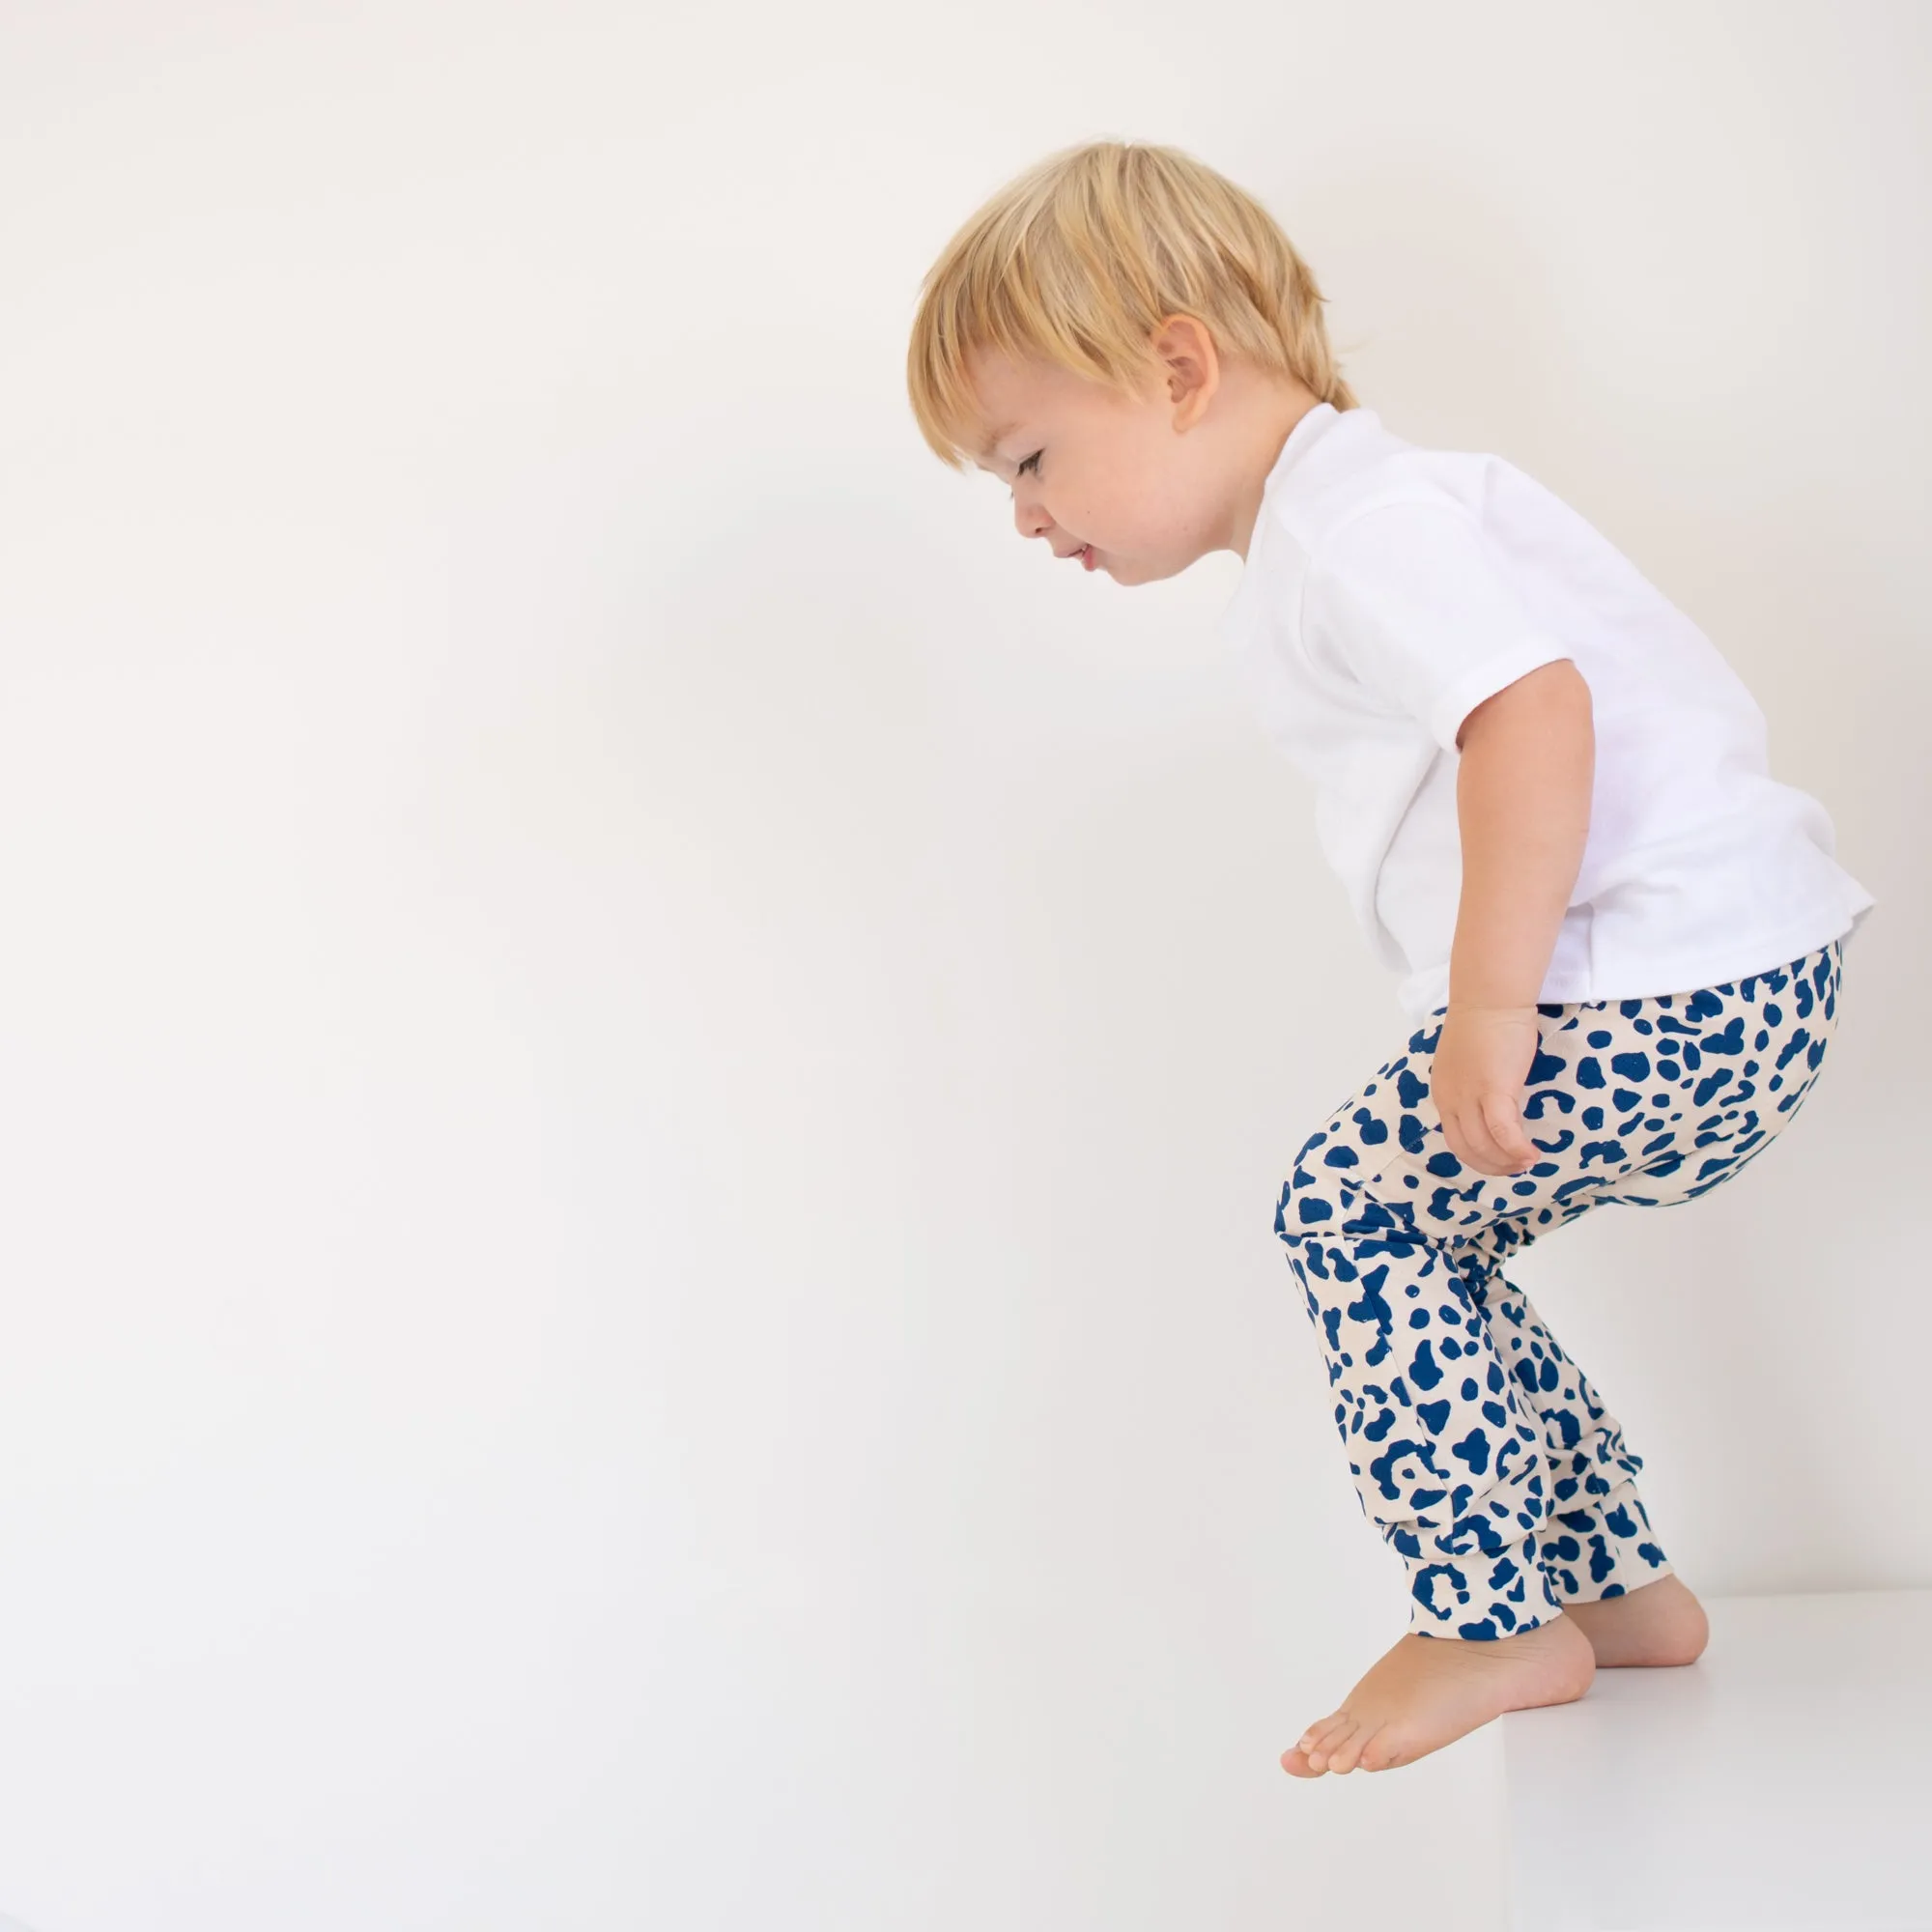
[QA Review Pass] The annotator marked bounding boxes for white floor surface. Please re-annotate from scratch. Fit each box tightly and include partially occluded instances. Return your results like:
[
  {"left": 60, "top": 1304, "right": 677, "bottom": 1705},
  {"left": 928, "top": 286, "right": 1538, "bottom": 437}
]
[{"left": 1503, "top": 1587, "right": 1932, "bottom": 1931}]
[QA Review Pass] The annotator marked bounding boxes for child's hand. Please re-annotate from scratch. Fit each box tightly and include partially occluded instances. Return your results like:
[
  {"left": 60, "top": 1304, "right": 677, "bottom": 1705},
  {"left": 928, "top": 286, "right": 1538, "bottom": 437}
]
[{"left": 1430, "top": 1005, "right": 1544, "bottom": 1176}]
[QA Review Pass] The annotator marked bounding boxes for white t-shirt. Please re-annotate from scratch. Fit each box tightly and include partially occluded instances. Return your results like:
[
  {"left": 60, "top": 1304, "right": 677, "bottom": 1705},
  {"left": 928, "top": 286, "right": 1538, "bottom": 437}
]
[{"left": 1217, "top": 402, "right": 1876, "bottom": 1023}]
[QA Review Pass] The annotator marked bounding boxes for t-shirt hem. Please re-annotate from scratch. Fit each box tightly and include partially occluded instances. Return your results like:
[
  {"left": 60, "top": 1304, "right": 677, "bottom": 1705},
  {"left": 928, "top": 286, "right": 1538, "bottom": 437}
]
[{"left": 1405, "top": 899, "right": 1873, "bottom": 1021}]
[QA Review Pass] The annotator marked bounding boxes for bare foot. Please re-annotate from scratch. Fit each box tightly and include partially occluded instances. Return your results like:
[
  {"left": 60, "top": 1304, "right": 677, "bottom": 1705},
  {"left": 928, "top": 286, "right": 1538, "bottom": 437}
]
[
  {"left": 1282, "top": 1613, "right": 1595, "bottom": 1776},
  {"left": 1560, "top": 1575, "right": 1708, "bottom": 1667}
]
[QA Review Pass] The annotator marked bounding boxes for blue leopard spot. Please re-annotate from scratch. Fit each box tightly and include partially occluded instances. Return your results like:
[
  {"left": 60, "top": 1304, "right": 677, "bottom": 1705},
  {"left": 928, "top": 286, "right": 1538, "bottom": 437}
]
[
  {"left": 1413, "top": 1563, "right": 1468, "bottom": 1613},
  {"left": 1369, "top": 1437, "right": 1445, "bottom": 1501}
]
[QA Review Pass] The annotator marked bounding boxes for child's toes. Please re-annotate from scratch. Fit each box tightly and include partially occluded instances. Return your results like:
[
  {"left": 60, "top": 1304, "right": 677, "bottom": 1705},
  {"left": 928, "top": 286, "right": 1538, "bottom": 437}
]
[
  {"left": 1293, "top": 1710, "right": 1350, "bottom": 1755},
  {"left": 1302, "top": 1715, "right": 1357, "bottom": 1771},
  {"left": 1323, "top": 1720, "right": 1381, "bottom": 1776},
  {"left": 1280, "top": 1724, "right": 1347, "bottom": 1777},
  {"left": 1286, "top": 1712, "right": 1348, "bottom": 1770},
  {"left": 1356, "top": 1726, "right": 1409, "bottom": 1773}
]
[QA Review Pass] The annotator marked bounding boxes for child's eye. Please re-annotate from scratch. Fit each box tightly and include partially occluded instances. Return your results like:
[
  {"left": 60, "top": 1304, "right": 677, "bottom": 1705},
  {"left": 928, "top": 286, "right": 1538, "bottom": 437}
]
[{"left": 1017, "top": 450, "right": 1042, "bottom": 477}]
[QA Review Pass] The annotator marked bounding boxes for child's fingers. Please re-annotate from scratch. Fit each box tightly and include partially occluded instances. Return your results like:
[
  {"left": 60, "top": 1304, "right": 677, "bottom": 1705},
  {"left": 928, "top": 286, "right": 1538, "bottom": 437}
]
[
  {"left": 1479, "top": 1093, "right": 1536, "bottom": 1172},
  {"left": 1453, "top": 1095, "right": 1532, "bottom": 1176}
]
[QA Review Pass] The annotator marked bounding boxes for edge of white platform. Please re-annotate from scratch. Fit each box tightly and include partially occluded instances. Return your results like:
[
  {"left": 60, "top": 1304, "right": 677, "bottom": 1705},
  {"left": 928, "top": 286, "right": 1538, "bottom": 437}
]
[{"left": 1503, "top": 1586, "right": 1932, "bottom": 1932}]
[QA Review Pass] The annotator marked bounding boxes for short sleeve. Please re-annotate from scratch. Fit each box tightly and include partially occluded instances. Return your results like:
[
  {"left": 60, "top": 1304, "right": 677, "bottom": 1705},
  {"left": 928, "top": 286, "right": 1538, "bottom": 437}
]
[{"left": 1301, "top": 500, "right": 1574, "bottom": 753}]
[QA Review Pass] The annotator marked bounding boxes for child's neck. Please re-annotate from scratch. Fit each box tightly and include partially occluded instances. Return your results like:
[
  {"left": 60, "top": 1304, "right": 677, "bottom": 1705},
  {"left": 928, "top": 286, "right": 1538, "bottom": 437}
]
[{"left": 1222, "top": 372, "right": 1325, "bottom": 561}]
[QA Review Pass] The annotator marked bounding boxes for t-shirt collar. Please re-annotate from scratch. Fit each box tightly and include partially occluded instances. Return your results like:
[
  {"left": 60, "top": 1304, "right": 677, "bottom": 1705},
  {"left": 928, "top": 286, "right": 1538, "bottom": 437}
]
[
  {"left": 1260, "top": 400, "right": 1340, "bottom": 503},
  {"left": 1233, "top": 401, "right": 1342, "bottom": 587}
]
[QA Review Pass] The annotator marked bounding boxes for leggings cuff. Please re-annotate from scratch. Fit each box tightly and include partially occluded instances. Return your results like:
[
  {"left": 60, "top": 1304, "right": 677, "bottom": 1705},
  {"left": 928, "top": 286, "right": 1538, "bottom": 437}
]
[
  {"left": 1537, "top": 1477, "right": 1674, "bottom": 1605},
  {"left": 1400, "top": 1528, "right": 1566, "bottom": 1640}
]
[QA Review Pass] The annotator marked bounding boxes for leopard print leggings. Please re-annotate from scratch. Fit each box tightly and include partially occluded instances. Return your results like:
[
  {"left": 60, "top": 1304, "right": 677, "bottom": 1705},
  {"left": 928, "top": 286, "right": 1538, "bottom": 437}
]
[{"left": 1274, "top": 939, "right": 1844, "bottom": 1639}]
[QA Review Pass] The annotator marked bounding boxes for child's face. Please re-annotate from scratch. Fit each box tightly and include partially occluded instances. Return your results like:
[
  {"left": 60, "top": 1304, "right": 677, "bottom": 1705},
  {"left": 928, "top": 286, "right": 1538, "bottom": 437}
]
[{"left": 965, "top": 340, "right": 1236, "bottom": 586}]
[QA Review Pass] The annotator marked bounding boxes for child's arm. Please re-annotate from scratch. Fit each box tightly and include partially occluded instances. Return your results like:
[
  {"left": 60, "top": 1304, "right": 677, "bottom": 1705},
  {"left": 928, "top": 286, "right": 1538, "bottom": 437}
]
[
  {"left": 1450, "top": 659, "right": 1595, "bottom": 1011},
  {"left": 1431, "top": 660, "right": 1595, "bottom": 1175}
]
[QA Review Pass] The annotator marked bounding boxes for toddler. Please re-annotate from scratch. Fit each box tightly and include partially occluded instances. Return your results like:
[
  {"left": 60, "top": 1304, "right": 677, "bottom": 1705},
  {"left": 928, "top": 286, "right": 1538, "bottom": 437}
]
[{"left": 904, "top": 140, "right": 1875, "bottom": 1776}]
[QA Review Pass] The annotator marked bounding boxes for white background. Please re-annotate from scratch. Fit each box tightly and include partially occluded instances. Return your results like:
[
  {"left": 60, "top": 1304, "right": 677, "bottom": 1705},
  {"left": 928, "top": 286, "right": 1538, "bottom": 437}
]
[{"left": 0, "top": 3, "right": 1924, "bottom": 1927}]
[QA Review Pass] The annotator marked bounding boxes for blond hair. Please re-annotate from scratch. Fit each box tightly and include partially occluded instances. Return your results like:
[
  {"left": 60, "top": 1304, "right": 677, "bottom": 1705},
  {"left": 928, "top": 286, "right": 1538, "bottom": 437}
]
[{"left": 906, "top": 138, "right": 1359, "bottom": 471}]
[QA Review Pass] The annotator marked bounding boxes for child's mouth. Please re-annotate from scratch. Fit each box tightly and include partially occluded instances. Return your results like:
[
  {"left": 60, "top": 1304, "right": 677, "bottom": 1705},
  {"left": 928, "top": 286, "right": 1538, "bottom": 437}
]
[{"left": 1081, "top": 545, "right": 1098, "bottom": 571}]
